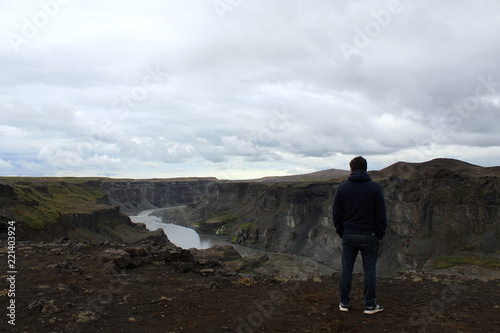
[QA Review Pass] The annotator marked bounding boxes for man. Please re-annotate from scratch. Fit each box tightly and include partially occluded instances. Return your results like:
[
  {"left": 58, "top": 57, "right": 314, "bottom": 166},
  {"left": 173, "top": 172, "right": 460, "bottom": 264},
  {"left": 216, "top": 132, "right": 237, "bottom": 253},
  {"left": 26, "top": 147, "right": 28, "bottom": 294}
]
[{"left": 332, "top": 156, "right": 387, "bottom": 314}]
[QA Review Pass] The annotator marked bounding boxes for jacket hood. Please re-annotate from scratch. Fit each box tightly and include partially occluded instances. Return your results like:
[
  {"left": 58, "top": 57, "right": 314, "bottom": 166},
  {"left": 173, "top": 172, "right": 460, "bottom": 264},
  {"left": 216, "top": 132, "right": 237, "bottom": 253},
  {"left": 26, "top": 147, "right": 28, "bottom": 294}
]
[{"left": 348, "top": 170, "right": 371, "bottom": 182}]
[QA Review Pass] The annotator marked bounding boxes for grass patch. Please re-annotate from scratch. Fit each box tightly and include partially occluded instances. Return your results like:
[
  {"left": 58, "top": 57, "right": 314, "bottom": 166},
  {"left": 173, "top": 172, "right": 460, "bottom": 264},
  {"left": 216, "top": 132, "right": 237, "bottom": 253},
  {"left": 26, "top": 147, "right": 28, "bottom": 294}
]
[
  {"left": 205, "top": 212, "right": 238, "bottom": 234},
  {"left": 431, "top": 256, "right": 500, "bottom": 269},
  {"left": 238, "top": 222, "right": 256, "bottom": 230},
  {"left": 206, "top": 212, "right": 238, "bottom": 224},
  {"left": 6, "top": 180, "right": 108, "bottom": 229}
]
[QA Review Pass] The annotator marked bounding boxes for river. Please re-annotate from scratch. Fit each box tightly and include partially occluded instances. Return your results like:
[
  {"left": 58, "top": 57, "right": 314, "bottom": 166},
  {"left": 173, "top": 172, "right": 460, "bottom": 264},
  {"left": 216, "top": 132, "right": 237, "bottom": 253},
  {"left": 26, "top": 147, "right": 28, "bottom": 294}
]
[
  {"left": 128, "top": 207, "right": 335, "bottom": 275},
  {"left": 128, "top": 207, "right": 230, "bottom": 250}
]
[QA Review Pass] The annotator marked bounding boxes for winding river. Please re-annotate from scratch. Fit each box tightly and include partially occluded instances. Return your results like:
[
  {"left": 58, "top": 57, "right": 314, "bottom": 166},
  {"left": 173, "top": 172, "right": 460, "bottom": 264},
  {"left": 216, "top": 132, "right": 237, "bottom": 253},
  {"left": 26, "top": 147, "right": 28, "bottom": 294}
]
[
  {"left": 129, "top": 207, "right": 335, "bottom": 275},
  {"left": 128, "top": 207, "right": 229, "bottom": 250}
]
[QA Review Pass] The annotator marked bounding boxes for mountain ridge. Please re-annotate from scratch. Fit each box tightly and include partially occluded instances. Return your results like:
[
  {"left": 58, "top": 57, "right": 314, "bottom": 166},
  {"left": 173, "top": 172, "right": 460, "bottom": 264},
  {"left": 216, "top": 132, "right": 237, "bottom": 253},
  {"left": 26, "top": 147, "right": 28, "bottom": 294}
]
[{"left": 244, "top": 158, "right": 499, "bottom": 183}]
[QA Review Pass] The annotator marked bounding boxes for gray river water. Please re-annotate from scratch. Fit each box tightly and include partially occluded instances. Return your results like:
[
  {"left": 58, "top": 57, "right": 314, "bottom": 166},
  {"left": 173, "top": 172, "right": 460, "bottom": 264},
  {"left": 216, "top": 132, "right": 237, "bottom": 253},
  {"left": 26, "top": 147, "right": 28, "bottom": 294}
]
[
  {"left": 128, "top": 207, "right": 229, "bottom": 250},
  {"left": 129, "top": 207, "right": 335, "bottom": 275}
]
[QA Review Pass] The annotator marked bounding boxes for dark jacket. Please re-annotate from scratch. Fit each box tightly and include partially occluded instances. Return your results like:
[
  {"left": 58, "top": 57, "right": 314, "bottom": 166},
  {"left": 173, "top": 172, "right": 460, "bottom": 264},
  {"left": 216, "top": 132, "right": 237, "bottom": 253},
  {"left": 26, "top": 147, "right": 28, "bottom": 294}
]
[{"left": 332, "top": 170, "right": 387, "bottom": 240}]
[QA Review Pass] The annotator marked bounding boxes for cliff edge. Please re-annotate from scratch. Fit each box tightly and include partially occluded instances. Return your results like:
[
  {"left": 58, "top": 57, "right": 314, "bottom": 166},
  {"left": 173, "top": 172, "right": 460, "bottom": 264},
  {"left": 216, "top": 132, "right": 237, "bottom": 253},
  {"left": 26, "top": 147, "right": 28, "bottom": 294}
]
[{"left": 0, "top": 178, "right": 169, "bottom": 245}]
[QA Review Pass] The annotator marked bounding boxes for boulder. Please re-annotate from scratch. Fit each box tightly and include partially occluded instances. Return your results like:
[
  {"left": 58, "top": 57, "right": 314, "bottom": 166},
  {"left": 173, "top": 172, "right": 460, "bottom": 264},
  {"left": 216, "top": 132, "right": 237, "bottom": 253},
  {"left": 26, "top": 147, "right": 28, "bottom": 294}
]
[
  {"left": 101, "top": 249, "right": 131, "bottom": 269},
  {"left": 125, "top": 247, "right": 149, "bottom": 257},
  {"left": 163, "top": 248, "right": 195, "bottom": 263},
  {"left": 191, "top": 245, "right": 242, "bottom": 262}
]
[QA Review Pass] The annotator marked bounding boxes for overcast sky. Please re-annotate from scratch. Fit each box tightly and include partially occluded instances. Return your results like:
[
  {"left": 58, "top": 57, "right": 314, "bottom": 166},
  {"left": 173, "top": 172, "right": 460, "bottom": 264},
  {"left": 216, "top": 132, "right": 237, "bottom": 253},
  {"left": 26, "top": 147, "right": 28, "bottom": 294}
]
[{"left": 1, "top": 0, "right": 499, "bottom": 179}]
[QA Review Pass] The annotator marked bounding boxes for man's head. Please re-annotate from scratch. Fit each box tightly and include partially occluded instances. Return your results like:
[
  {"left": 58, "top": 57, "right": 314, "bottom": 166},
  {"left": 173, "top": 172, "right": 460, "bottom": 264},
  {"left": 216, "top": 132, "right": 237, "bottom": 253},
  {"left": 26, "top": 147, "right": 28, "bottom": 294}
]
[{"left": 349, "top": 156, "right": 367, "bottom": 172}]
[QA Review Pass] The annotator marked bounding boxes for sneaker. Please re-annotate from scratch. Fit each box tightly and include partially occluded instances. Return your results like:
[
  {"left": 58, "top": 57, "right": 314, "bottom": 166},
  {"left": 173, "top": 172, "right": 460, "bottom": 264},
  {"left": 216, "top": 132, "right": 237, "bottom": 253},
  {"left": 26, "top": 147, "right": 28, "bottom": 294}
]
[
  {"left": 364, "top": 304, "right": 384, "bottom": 315},
  {"left": 339, "top": 303, "right": 350, "bottom": 312}
]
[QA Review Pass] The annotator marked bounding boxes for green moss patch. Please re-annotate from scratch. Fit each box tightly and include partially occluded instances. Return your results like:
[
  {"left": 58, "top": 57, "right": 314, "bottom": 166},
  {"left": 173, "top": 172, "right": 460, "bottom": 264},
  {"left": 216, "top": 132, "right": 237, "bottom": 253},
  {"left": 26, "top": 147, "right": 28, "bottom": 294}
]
[
  {"left": 204, "top": 212, "right": 238, "bottom": 234},
  {"left": 431, "top": 256, "right": 500, "bottom": 269},
  {"left": 4, "top": 179, "right": 108, "bottom": 229}
]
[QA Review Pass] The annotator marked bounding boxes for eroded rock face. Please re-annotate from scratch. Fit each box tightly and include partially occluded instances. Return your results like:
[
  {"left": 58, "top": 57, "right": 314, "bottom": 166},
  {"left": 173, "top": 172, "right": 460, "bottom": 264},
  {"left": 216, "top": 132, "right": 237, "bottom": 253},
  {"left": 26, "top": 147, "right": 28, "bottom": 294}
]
[
  {"left": 96, "top": 160, "right": 499, "bottom": 276},
  {"left": 190, "top": 163, "right": 500, "bottom": 276},
  {"left": 3, "top": 160, "right": 499, "bottom": 277},
  {"left": 100, "top": 179, "right": 216, "bottom": 214},
  {"left": 56, "top": 206, "right": 171, "bottom": 245},
  {"left": 194, "top": 181, "right": 345, "bottom": 271}
]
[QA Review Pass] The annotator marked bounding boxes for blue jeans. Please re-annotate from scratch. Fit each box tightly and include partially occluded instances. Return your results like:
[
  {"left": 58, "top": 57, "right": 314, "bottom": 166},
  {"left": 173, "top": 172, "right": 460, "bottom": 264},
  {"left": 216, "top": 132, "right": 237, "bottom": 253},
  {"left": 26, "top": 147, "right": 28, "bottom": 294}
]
[{"left": 339, "top": 234, "right": 379, "bottom": 307}]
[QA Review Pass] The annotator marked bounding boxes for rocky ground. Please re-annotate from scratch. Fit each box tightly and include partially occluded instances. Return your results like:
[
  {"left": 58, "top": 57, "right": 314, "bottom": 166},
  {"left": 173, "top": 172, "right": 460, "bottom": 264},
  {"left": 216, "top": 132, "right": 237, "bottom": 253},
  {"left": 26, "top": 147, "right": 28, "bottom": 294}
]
[{"left": 1, "top": 240, "right": 499, "bottom": 333}]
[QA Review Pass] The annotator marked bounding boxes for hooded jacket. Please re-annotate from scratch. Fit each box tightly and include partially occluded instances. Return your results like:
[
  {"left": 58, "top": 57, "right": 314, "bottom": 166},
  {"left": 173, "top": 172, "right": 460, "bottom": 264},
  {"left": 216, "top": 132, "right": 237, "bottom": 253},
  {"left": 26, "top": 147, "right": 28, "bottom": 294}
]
[{"left": 332, "top": 170, "right": 387, "bottom": 240}]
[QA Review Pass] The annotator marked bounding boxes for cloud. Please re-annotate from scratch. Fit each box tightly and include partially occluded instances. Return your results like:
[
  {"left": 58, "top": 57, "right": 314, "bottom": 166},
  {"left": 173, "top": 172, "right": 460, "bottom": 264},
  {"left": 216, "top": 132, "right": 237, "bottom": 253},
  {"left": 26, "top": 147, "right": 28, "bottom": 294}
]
[
  {"left": 0, "top": 158, "right": 14, "bottom": 173},
  {"left": 1, "top": 0, "right": 499, "bottom": 178}
]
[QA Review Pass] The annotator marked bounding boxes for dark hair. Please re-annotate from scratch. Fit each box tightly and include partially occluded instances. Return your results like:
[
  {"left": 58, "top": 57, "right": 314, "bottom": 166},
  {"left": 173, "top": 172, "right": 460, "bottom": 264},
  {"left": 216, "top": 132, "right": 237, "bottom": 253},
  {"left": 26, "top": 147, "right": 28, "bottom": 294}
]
[{"left": 350, "top": 156, "right": 367, "bottom": 171}]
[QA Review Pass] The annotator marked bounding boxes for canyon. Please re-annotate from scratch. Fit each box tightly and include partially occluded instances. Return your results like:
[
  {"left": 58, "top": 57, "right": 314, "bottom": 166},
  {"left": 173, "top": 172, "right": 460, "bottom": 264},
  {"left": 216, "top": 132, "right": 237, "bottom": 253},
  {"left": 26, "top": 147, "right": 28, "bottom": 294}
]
[
  {"left": 1, "top": 158, "right": 499, "bottom": 277},
  {"left": 1, "top": 158, "right": 500, "bottom": 332},
  {"left": 102, "top": 158, "right": 500, "bottom": 276}
]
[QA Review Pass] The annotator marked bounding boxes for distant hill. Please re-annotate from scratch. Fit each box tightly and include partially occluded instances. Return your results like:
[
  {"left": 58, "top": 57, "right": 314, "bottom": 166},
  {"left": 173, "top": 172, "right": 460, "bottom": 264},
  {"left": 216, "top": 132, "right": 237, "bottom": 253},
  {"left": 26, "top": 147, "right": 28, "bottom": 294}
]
[
  {"left": 371, "top": 158, "right": 500, "bottom": 179},
  {"left": 249, "top": 168, "right": 350, "bottom": 182},
  {"left": 247, "top": 158, "right": 500, "bottom": 183}
]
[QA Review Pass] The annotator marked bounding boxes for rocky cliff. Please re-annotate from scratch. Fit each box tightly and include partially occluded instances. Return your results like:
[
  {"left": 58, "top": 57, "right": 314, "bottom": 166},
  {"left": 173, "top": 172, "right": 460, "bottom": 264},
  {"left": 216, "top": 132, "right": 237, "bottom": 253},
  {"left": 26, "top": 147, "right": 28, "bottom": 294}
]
[
  {"left": 376, "top": 160, "right": 500, "bottom": 271},
  {"left": 56, "top": 206, "right": 169, "bottom": 244},
  {"left": 100, "top": 178, "right": 216, "bottom": 214},
  {"left": 0, "top": 179, "right": 169, "bottom": 244},
  {"left": 3, "top": 159, "right": 499, "bottom": 276},
  {"left": 180, "top": 159, "right": 500, "bottom": 276}
]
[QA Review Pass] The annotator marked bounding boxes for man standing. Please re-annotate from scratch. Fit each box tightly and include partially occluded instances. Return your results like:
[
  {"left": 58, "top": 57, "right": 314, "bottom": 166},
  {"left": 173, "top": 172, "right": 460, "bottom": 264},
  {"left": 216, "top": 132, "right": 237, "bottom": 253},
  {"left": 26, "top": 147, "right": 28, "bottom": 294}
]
[{"left": 333, "top": 156, "right": 387, "bottom": 314}]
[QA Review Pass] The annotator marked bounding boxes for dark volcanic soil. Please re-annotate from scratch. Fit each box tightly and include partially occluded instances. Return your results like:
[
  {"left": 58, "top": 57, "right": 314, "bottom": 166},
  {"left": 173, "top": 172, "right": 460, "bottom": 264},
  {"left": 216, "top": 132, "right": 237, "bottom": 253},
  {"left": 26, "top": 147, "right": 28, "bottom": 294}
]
[{"left": 1, "top": 240, "right": 499, "bottom": 333}]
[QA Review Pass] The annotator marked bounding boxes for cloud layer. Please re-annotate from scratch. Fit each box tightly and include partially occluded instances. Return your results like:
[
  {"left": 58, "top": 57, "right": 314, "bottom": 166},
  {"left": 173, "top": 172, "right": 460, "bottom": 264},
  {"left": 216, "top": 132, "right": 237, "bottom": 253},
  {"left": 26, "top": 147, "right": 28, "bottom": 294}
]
[{"left": 1, "top": 0, "right": 500, "bottom": 179}]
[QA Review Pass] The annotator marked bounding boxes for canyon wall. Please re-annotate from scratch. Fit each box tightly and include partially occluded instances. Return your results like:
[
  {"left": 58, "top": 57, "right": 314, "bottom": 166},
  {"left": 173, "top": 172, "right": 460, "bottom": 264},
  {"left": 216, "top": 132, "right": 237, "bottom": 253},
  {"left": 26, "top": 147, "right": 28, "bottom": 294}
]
[
  {"left": 3, "top": 159, "right": 498, "bottom": 276},
  {"left": 186, "top": 161, "right": 500, "bottom": 275},
  {"left": 58, "top": 206, "right": 169, "bottom": 244},
  {"left": 100, "top": 160, "right": 500, "bottom": 276},
  {"left": 100, "top": 178, "right": 216, "bottom": 214},
  {"left": 0, "top": 179, "right": 169, "bottom": 244}
]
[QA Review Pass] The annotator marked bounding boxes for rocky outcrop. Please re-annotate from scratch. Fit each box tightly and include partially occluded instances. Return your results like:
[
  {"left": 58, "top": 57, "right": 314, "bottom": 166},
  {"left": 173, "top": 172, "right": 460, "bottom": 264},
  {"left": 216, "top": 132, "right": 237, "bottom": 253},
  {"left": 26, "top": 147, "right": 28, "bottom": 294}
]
[
  {"left": 190, "top": 245, "right": 331, "bottom": 279},
  {"left": 379, "top": 166, "right": 500, "bottom": 269},
  {"left": 58, "top": 206, "right": 170, "bottom": 244},
  {"left": 0, "top": 179, "right": 170, "bottom": 245},
  {"left": 100, "top": 178, "right": 216, "bottom": 214}
]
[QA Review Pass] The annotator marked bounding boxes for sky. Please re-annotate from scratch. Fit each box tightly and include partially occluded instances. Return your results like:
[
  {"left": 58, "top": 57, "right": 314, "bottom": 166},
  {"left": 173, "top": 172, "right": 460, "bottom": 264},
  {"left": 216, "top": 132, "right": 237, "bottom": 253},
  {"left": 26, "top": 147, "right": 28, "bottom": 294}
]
[{"left": 1, "top": 0, "right": 500, "bottom": 179}]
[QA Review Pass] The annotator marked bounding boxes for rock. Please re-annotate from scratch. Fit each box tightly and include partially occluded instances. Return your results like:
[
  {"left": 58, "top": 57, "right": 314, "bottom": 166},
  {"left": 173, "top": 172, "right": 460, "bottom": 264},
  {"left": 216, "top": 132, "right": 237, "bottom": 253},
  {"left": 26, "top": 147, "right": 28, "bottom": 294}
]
[
  {"left": 225, "top": 260, "right": 246, "bottom": 272},
  {"left": 141, "top": 256, "right": 153, "bottom": 264},
  {"left": 101, "top": 249, "right": 132, "bottom": 269},
  {"left": 125, "top": 247, "right": 149, "bottom": 257},
  {"left": 199, "top": 268, "right": 215, "bottom": 276},
  {"left": 57, "top": 236, "right": 69, "bottom": 243},
  {"left": 163, "top": 248, "right": 195, "bottom": 263},
  {"left": 69, "top": 245, "right": 83, "bottom": 254},
  {"left": 76, "top": 310, "right": 98, "bottom": 324},
  {"left": 129, "top": 258, "right": 143, "bottom": 268},
  {"left": 191, "top": 245, "right": 242, "bottom": 262},
  {"left": 28, "top": 299, "right": 45, "bottom": 313}
]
